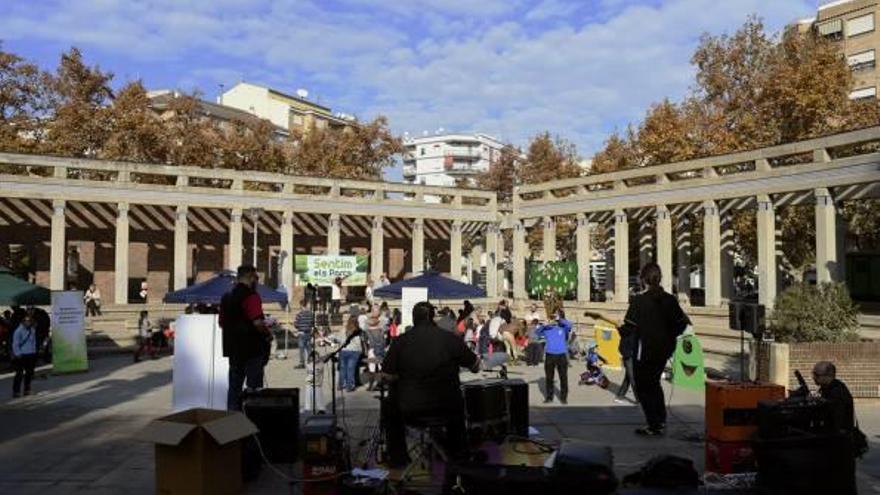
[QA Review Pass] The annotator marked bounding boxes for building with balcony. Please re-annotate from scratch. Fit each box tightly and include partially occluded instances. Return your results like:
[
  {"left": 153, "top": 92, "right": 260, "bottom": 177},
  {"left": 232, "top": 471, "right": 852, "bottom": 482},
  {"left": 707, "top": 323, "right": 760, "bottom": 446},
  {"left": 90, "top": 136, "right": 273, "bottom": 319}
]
[
  {"left": 402, "top": 133, "right": 504, "bottom": 187},
  {"left": 219, "top": 82, "right": 354, "bottom": 134},
  {"left": 795, "top": 0, "right": 880, "bottom": 99}
]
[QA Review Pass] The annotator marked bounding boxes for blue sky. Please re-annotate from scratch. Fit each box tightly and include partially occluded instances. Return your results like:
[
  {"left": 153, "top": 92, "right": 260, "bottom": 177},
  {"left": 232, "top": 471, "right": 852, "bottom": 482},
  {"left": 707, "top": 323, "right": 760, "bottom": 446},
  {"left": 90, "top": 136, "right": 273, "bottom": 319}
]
[{"left": 1, "top": 0, "right": 815, "bottom": 181}]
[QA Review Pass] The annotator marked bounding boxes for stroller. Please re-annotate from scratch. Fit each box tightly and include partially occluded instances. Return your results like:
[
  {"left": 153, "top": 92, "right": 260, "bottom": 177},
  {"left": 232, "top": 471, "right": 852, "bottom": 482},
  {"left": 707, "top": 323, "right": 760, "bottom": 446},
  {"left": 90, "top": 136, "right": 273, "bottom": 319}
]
[{"left": 579, "top": 342, "right": 610, "bottom": 388}]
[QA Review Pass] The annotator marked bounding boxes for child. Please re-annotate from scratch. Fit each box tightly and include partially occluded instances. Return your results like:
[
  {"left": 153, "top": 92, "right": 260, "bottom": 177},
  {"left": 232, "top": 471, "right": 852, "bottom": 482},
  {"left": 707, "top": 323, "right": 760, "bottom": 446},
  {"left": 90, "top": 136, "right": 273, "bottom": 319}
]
[
  {"left": 579, "top": 342, "right": 610, "bottom": 388},
  {"left": 304, "top": 327, "right": 337, "bottom": 414},
  {"left": 134, "top": 310, "right": 155, "bottom": 362}
]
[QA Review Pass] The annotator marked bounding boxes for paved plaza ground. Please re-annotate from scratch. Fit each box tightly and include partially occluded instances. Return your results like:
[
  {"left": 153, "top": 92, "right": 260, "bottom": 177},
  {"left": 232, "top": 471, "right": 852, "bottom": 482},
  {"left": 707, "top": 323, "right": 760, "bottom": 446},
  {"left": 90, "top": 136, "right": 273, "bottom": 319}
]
[{"left": 1, "top": 353, "right": 879, "bottom": 494}]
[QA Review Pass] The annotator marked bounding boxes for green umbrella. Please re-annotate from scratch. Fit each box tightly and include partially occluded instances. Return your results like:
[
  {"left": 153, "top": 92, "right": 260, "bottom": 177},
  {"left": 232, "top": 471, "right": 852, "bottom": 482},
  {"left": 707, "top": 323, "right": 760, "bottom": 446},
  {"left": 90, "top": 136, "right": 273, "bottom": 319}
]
[{"left": 0, "top": 266, "right": 51, "bottom": 306}]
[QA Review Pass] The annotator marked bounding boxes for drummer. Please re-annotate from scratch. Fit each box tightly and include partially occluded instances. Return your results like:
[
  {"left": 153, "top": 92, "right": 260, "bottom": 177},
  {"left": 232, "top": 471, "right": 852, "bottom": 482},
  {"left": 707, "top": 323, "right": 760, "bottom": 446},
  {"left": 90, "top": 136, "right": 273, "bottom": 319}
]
[{"left": 382, "top": 301, "right": 481, "bottom": 467}]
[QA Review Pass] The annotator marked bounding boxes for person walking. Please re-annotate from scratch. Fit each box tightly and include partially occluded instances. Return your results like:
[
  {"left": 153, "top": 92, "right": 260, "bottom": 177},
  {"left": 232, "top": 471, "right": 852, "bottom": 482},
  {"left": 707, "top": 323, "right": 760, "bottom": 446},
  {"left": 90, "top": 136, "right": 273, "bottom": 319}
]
[
  {"left": 622, "top": 263, "right": 690, "bottom": 436},
  {"left": 134, "top": 310, "right": 156, "bottom": 362},
  {"left": 536, "top": 309, "right": 573, "bottom": 404},
  {"left": 84, "top": 283, "right": 102, "bottom": 317},
  {"left": 294, "top": 299, "right": 316, "bottom": 369},
  {"left": 583, "top": 310, "right": 638, "bottom": 404},
  {"left": 11, "top": 315, "right": 38, "bottom": 398},
  {"left": 220, "top": 265, "right": 272, "bottom": 411}
]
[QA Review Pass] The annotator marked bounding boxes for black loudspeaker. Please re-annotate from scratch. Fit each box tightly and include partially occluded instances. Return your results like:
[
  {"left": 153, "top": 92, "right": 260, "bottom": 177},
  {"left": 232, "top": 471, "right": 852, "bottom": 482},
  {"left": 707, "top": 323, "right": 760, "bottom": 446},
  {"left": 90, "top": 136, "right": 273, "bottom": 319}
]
[
  {"left": 502, "top": 379, "right": 529, "bottom": 438},
  {"left": 443, "top": 463, "right": 550, "bottom": 495},
  {"left": 755, "top": 433, "right": 855, "bottom": 495},
  {"left": 552, "top": 440, "right": 617, "bottom": 495},
  {"left": 757, "top": 398, "right": 834, "bottom": 439},
  {"left": 728, "top": 301, "right": 766, "bottom": 337},
  {"left": 241, "top": 388, "right": 300, "bottom": 463}
]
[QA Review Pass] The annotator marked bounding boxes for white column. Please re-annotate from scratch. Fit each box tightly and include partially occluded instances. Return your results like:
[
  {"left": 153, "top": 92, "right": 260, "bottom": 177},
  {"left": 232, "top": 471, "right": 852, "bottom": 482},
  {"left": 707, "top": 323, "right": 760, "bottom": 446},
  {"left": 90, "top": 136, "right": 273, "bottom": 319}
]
[
  {"left": 327, "top": 213, "right": 340, "bottom": 255},
  {"left": 576, "top": 214, "right": 592, "bottom": 302},
  {"left": 639, "top": 216, "right": 654, "bottom": 267},
  {"left": 703, "top": 200, "right": 722, "bottom": 307},
  {"left": 756, "top": 195, "right": 777, "bottom": 309},
  {"left": 720, "top": 210, "right": 736, "bottom": 302},
  {"left": 450, "top": 219, "right": 462, "bottom": 279},
  {"left": 411, "top": 218, "right": 424, "bottom": 274},
  {"left": 173, "top": 205, "right": 188, "bottom": 290},
  {"left": 371, "top": 216, "right": 384, "bottom": 282},
  {"left": 280, "top": 210, "right": 294, "bottom": 301},
  {"left": 676, "top": 214, "right": 692, "bottom": 304},
  {"left": 228, "top": 208, "right": 242, "bottom": 270},
  {"left": 614, "top": 209, "right": 629, "bottom": 303},
  {"left": 485, "top": 224, "right": 498, "bottom": 297},
  {"left": 656, "top": 205, "right": 673, "bottom": 293},
  {"left": 542, "top": 216, "right": 556, "bottom": 262},
  {"left": 50, "top": 199, "right": 66, "bottom": 291},
  {"left": 815, "top": 188, "right": 839, "bottom": 284},
  {"left": 114, "top": 202, "right": 129, "bottom": 304},
  {"left": 512, "top": 220, "right": 526, "bottom": 299}
]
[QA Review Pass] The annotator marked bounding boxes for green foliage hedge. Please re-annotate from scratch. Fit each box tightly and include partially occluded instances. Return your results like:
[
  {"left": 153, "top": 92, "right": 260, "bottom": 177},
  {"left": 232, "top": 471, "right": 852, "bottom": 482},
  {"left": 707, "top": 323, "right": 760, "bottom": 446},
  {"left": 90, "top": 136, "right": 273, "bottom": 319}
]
[{"left": 770, "top": 282, "right": 860, "bottom": 343}]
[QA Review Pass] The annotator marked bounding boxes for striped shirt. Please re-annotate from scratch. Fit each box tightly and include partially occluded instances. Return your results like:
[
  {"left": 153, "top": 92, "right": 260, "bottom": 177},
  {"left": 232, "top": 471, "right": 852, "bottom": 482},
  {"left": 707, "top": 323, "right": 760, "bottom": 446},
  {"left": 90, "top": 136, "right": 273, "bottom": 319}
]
[{"left": 295, "top": 309, "right": 315, "bottom": 335}]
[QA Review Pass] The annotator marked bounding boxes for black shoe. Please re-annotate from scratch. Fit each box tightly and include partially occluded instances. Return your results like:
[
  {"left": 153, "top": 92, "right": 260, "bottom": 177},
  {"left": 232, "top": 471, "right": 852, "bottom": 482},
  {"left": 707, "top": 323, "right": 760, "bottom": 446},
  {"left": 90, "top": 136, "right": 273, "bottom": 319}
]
[
  {"left": 560, "top": 398, "right": 568, "bottom": 405},
  {"left": 543, "top": 398, "right": 553, "bottom": 404},
  {"left": 634, "top": 426, "right": 665, "bottom": 437},
  {"left": 295, "top": 364, "right": 305, "bottom": 369}
]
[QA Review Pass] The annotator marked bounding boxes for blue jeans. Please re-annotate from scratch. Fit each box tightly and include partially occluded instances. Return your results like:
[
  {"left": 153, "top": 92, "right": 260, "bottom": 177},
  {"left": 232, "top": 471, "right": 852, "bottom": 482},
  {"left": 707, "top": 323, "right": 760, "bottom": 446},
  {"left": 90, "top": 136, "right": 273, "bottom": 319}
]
[
  {"left": 339, "top": 350, "right": 361, "bottom": 390},
  {"left": 227, "top": 356, "right": 265, "bottom": 411},
  {"left": 298, "top": 332, "right": 311, "bottom": 366}
]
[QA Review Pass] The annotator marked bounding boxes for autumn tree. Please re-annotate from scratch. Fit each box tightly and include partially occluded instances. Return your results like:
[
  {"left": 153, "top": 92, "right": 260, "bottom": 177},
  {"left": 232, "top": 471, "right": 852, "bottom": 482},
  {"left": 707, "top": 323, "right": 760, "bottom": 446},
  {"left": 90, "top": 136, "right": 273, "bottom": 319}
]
[
  {"left": 102, "top": 81, "right": 168, "bottom": 163},
  {"left": 43, "top": 47, "right": 114, "bottom": 157},
  {"left": 291, "top": 116, "right": 402, "bottom": 180},
  {"left": 160, "top": 92, "right": 223, "bottom": 169},
  {"left": 475, "top": 144, "right": 521, "bottom": 202},
  {"left": 0, "top": 44, "right": 52, "bottom": 153},
  {"left": 218, "top": 119, "right": 290, "bottom": 174},
  {"left": 590, "top": 128, "right": 639, "bottom": 173},
  {"left": 518, "top": 132, "right": 582, "bottom": 184}
]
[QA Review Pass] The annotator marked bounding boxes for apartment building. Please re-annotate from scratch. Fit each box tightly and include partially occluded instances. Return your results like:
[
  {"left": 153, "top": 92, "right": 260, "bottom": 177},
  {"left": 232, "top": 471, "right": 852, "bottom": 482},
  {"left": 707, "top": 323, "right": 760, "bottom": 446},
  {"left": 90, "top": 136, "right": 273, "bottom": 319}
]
[
  {"left": 220, "top": 81, "right": 353, "bottom": 134},
  {"left": 798, "top": 0, "right": 880, "bottom": 99},
  {"left": 402, "top": 133, "right": 504, "bottom": 187}
]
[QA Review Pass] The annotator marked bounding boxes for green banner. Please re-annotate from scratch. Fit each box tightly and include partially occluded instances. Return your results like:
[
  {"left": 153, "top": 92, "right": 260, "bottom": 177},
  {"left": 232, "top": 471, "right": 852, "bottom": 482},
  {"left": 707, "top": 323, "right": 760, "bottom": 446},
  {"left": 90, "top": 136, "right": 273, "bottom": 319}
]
[
  {"left": 295, "top": 255, "right": 368, "bottom": 286},
  {"left": 527, "top": 260, "right": 578, "bottom": 299},
  {"left": 51, "top": 290, "right": 89, "bottom": 374},
  {"left": 672, "top": 334, "right": 706, "bottom": 390}
]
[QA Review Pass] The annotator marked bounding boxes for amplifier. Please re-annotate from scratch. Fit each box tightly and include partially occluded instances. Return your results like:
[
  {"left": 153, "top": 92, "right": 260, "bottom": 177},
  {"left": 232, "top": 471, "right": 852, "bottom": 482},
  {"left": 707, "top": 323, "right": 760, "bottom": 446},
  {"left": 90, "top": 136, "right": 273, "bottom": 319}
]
[
  {"left": 502, "top": 379, "right": 529, "bottom": 438},
  {"left": 756, "top": 398, "right": 834, "bottom": 439},
  {"left": 241, "top": 388, "right": 300, "bottom": 464},
  {"left": 755, "top": 432, "right": 854, "bottom": 494},
  {"left": 705, "top": 381, "right": 785, "bottom": 442},
  {"left": 302, "top": 415, "right": 343, "bottom": 495}
]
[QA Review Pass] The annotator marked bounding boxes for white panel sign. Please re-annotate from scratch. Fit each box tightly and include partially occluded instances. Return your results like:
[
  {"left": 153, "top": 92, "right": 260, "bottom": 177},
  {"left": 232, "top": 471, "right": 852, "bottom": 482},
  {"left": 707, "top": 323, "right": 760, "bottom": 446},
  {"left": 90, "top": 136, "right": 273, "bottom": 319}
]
[
  {"left": 400, "top": 287, "right": 429, "bottom": 334},
  {"left": 172, "top": 314, "right": 228, "bottom": 411}
]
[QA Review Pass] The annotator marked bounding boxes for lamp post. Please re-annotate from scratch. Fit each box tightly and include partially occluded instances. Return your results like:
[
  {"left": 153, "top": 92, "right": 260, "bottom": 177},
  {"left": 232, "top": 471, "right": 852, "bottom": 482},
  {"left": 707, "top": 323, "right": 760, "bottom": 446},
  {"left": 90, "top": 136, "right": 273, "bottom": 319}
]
[{"left": 245, "top": 208, "right": 263, "bottom": 268}]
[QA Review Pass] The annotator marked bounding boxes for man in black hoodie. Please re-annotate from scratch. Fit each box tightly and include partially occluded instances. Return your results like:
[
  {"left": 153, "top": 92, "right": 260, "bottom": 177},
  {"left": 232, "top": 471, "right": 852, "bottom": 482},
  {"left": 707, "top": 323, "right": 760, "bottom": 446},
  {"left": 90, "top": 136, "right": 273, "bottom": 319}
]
[{"left": 621, "top": 263, "right": 690, "bottom": 436}]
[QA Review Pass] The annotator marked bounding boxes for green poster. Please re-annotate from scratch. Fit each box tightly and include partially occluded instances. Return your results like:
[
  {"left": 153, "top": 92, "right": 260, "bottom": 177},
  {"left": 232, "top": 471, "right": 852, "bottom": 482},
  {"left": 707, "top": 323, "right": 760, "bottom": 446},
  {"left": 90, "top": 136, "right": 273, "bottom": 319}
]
[
  {"left": 51, "top": 290, "right": 89, "bottom": 374},
  {"left": 295, "top": 255, "right": 368, "bottom": 286},
  {"left": 672, "top": 334, "right": 705, "bottom": 390},
  {"left": 527, "top": 260, "right": 578, "bottom": 299}
]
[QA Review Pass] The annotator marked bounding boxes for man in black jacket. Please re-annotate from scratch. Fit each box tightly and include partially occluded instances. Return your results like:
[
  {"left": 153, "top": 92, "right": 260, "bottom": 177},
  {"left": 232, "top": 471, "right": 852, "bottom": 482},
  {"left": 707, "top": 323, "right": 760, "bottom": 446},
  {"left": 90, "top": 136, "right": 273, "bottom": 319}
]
[
  {"left": 621, "top": 263, "right": 690, "bottom": 436},
  {"left": 220, "top": 265, "right": 271, "bottom": 411},
  {"left": 382, "top": 302, "right": 480, "bottom": 466}
]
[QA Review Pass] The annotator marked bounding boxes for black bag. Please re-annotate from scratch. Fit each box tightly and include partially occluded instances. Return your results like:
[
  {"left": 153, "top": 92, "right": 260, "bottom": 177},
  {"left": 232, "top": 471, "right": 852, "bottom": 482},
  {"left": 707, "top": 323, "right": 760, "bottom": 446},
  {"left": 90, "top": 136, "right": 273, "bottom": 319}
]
[
  {"left": 622, "top": 455, "right": 699, "bottom": 489},
  {"left": 853, "top": 422, "right": 869, "bottom": 459}
]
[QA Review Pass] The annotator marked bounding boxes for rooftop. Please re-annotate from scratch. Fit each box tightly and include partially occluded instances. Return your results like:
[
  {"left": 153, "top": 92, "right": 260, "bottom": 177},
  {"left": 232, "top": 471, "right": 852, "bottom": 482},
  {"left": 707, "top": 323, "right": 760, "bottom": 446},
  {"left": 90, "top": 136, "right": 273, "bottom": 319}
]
[{"left": 147, "top": 90, "right": 288, "bottom": 135}]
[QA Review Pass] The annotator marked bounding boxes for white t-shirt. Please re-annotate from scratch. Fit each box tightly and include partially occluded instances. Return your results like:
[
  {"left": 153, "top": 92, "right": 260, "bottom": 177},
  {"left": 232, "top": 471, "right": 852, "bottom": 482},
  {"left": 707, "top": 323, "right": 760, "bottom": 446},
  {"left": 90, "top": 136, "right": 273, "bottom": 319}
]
[
  {"left": 331, "top": 284, "right": 342, "bottom": 301},
  {"left": 488, "top": 316, "right": 504, "bottom": 340}
]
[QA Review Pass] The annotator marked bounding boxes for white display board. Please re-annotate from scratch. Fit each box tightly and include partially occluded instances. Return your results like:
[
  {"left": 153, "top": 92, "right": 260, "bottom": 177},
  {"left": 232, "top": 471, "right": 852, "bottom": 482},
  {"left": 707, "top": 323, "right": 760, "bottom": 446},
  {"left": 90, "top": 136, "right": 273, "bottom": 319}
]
[
  {"left": 172, "top": 314, "right": 228, "bottom": 411},
  {"left": 400, "top": 287, "right": 429, "bottom": 334}
]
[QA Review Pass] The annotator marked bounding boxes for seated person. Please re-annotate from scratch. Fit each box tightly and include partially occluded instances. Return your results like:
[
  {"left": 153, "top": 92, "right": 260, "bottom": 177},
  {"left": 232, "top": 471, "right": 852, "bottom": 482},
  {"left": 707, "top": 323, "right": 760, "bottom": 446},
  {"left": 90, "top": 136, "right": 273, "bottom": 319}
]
[
  {"left": 812, "top": 361, "right": 857, "bottom": 495},
  {"left": 382, "top": 302, "right": 480, "bottom": 467}
]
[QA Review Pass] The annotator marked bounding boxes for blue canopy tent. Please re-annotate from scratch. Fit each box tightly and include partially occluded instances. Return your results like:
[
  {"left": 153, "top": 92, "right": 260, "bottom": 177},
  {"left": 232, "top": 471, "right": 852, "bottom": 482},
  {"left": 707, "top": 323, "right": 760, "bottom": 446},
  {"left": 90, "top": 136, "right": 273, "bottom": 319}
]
[
  {"left": 162, "top": 271, "right": 289, "bottom": 305},
  {"left": 372, "top": 271, "right": 486, "bottom": 300}
]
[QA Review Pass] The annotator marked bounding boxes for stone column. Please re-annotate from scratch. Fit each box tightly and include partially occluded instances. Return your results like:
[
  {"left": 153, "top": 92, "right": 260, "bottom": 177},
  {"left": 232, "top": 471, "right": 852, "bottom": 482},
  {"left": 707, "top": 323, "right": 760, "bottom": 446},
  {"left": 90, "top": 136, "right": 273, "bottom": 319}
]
[
  {"left": 228, "top": 208, "right": 243, "bottom": 270},
  {"left": 450, "top": 219, "right": 462, "bottom": 280},
  {"left": 676, "top": 214, "right": 692, "bottom": 304},
  {"left": 327, "top": 213, "right": 340, "bottom": 255},
  {"left": 512, "top": 220, "right": 527, "bottom": 299},
  {"left": 613, "top": 209, "right": 629, "bottom": 303},
  {"left": 371, "top": 216, "right": 384, "bottom": 282},
  {"left": 703, "top": 200, "right": 722, "bottom": 307},
  {"left": 173, "top": 205, "right": 188, "bottom": 290},
  {"left": 604, "top": 221, "right": 615, "bottom": 302},
  {"left": 720, "top": 209, "right": 736, "bottom": 302},
  {"left": 639, "top": 216, "right": 655, "bottom": 267},
  {"left": 114, "top": 202, "right": 129, "bottom": 304},
  {"left": 50, "top": 199, "right": 66, "bottom": 291},
  {"left": 815, "top": 188, "right": 839, "bottom": 283},
  {"left": 576, "top": 213, "right": 592, "bottom": 302},
  {"left": 656, "top": 205, "right": 673, "bottom": 293},
  {"left": 411, "top": 218, "right": 424, "bottom": 274},
  {"left": 485, "top": 224, "right": 498, "bottom": 297},
  {"left": 542, "top": 216, "right": 556, "bottom": 262},
  {"left": 470, "top": 244, "right": 483, "bottom": 286},
  {"left": 280, "top": 210, "right": 294, "bottom": 300},
  {"left": 756, "top": 195, "right": 777, "bottom": 309}
]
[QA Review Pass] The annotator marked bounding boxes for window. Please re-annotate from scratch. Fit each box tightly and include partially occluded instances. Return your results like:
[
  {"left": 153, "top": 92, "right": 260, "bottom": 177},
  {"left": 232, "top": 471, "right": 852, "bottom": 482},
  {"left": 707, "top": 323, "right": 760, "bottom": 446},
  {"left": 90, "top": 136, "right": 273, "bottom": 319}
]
[
  {"left": 849, "top": 86, "right": 876, "bottom": 100},
  {"left": 420, "top": 147, "right": 425, "bottom": 156},
  {"left": 818, "top": 18, "right": 843, "bottom": 39},
  {"left": 848, "top": 49, "right": 876, "bottom": 71},
  {"left": 847, "top": 13, "right": 874, "bottom": 37}
]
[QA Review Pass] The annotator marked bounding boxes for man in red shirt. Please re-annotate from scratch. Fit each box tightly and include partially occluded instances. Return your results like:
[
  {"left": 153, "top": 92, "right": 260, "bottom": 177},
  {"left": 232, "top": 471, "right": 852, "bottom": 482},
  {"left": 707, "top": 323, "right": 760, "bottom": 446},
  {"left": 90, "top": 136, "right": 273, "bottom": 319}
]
[{"left": 220, "top": 265, "right": 272, "bottom": 411}]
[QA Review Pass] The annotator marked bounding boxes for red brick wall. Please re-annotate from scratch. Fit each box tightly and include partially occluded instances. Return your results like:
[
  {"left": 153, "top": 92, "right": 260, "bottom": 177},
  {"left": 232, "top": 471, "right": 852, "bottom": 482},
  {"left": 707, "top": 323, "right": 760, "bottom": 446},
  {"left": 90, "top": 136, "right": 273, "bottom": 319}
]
[{"left": 788, "top": 342, "right": 880, "bottom": 398}]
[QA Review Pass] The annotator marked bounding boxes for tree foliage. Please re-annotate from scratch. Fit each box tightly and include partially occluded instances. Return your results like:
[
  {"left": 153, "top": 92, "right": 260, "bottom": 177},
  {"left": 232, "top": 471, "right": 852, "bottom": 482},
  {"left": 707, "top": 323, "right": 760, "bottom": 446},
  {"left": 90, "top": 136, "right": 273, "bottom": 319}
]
[
  {"left": 0, "top": 44, "right": 52, "bottom": 152},
  {"left": 590, "top": 17, "right": 880, "bottom": 277},
  {"left": 291, "top": 116, "right": 402, "bottom": 180},
  {"left": 475, "top": 144, "right": 520, "bottom": 202},
  {"left": 770, "top": 282, "right": 860, "bottom": 343}
]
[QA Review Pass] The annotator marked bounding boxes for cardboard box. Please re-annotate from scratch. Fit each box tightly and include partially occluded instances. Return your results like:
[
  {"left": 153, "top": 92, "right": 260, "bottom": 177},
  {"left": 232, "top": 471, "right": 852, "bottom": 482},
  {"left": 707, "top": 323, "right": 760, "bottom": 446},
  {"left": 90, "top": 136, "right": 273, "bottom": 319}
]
[{"left": 137, "top": 408, "right": 258, "bottom": 495}]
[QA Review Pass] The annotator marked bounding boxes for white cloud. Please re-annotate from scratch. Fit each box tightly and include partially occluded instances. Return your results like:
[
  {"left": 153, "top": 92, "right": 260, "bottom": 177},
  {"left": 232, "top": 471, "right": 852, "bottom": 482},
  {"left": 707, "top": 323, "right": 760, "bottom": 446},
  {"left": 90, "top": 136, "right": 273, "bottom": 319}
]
[{"left": 0, "top": 0, "right": 815, "bottom": 167}]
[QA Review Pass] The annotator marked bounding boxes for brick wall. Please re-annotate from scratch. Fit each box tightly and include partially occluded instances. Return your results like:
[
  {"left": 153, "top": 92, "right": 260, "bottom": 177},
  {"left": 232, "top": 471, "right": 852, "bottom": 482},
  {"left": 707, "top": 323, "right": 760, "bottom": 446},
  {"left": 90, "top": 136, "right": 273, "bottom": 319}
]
[{"left": 787, "top": 342, "right": 880, "bottom": 398}]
